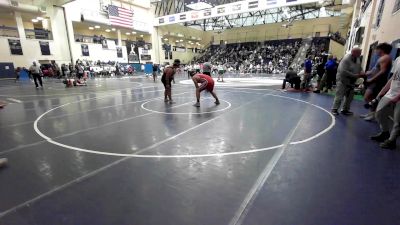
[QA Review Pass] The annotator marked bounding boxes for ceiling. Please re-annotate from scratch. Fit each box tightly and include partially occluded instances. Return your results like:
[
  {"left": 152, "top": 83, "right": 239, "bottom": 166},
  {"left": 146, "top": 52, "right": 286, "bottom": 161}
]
[{"left": 13, "top": 0, "right": 76, "bottom": 6}]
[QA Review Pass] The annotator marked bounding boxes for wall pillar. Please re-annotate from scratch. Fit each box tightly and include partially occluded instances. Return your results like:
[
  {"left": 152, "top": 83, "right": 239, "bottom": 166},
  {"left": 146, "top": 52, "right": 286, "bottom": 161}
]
[
  {"left": 14, "top": 12, "right": 26, "bottom": 40},
  {"left": 117, "top": 29, "right": 122, "bottom": 46}
]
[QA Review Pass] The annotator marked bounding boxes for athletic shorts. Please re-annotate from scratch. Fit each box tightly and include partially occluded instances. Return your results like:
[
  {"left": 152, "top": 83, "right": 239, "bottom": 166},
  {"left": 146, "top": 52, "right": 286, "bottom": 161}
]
[
  {"left": 203, "top": 71, "right": 211, "bottom": 76},
  {"left": 367, "top": 81, "right": 386, "bottom": 97},
  {"left": 218, "top": 70, "right": 224, "bottom": 75},
  {"left": 199, "top": 77, "right": 214, "bottom": 92},
  {"left": 161, "top": 75, "right": 172, "bottom": 88}
]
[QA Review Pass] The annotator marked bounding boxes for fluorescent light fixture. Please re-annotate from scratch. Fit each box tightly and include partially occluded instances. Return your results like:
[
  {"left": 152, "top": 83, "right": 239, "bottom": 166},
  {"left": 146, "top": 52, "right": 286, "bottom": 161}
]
[
  {"left": 111, "top": 28, "right": 116, "bottom": 31},
  {"left": 179, "top": 39, "right": 183, "bottom": 42},
  {"left": 140, "top": 34, "right": 144, "bottom": 37},
  {"left": 105, "top": 29, "right": 111, "bottom": 32},
  {"left": 31, "top": 19, "right": 38, "bottom": 23},
  {"left": 94, "top": 25, "right": 100, "bottom": 29},
  {"left": 126, "top": 32, "right": 131, "bottom": 35},
  {"left": 132, "top": 31, "right": 137, "bottom": 34},
  {"left": 186, "top": 1, "right": 212, "bottom": 10},
  {"left": 175, "top": 40, "right": 179, "bottom": 42},
  {"left": 164, "top": 38, "right": 168, "bottom": 41},
  {"left": 36, "top": 17, "right": 43, "bottom": 20},
  {"left": 89, "top": 27, "right": 94, "bottom": 30}
]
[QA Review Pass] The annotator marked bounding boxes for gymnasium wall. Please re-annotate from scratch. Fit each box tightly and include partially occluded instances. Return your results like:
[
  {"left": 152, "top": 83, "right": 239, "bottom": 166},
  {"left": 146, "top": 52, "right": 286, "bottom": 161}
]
[
  {"left": 362, "top": 0, "right": 400, "bottom": 68},
  {"left": 329, "top": 39, "right": 346, "bottom": 59},
  {"left": 0, "top": 6, "right": 71, "bottom": 68}
]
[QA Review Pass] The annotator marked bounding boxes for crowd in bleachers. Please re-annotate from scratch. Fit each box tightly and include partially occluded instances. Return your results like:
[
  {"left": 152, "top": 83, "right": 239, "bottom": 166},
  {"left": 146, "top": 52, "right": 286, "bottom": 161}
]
[{"left": 194, "top": 38, "right": 331, "bottom": 75}]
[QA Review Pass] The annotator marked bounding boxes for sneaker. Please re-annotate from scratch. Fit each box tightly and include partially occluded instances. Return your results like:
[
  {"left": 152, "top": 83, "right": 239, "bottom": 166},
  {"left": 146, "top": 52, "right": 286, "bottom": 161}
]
[
  {"left": 331, "top": 110, "right": 339, "bottom": 116},
  {"left": 313, "top": 90, "right": 321, "bottom": 93},
  {"left": 360, "top": 112, "right": 373, "bottom": 118},
  {"left": 164, "top": 99, "right": 168, "bottom": 103},
  {"left": 215, "top": 100, "right": 220, "bottom": 105},
  {"left": 364, "top": 113, "right": 375, "bottom": 121},
  {"left": 380, "top": 139, "right": 396, "bottom": 150},
  {"left": 370, "top": 132, "right": 390, "bottom": 142},
  {"left": 0, "top": 158, "right": 8, "bottom": 168},
  {"left": 341, "top": 110, "right": 354, "bottom": 116},
  {"left": 193, "top": 102, "right": 200, "bottom": 107}
]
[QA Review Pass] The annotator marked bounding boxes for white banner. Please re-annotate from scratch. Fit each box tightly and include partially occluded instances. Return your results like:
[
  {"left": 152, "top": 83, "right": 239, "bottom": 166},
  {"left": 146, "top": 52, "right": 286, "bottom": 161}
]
[{"left": 155, "top": 0, "right": 320, "bottom": 26}]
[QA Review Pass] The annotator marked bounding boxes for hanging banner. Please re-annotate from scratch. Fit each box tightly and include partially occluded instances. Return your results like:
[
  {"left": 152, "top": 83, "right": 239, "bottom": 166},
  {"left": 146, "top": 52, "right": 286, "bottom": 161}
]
[
  {"left": 81, "top": 44, "right": 89, "bottom": 56},
  {"left": 116, "top": 47, "right": 123, "bottom": 58},
  {"left": 140, "top": 54, "right": 151, "bottom": 60},
  {"left": 8, "top": 39, "right": 23, "bottom": 55},
  {"left": 39, "top": 41, "right": 50, "bottom": 55},
  {"left": 126, "top": 41, "right": 139, "bottom": 62}
]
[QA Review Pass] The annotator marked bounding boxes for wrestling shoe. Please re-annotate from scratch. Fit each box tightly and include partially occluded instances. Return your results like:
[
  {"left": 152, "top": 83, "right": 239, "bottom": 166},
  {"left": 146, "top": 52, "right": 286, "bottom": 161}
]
[
  {"left": 215, "top": 100, "right": 220, "bottom": 105},
  {"left": 380, "top": 139, "right": 396, "bottom": 150},
  {"left": 193, "top": 102, "right": 200, "bottom": 107},
  {"left": 341, "top": 110, "right": 354, "bottom": 116},
  {"left": 331, "top": 109, "right": 339, "bottom": 116},
  {"left": 370, "top": 132, "right": 390, "bottom": 142}
]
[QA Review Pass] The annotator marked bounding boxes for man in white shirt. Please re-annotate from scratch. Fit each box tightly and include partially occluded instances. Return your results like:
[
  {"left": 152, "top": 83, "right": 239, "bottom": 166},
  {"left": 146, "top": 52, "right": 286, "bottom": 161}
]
[{"left": 371, "top": 56, "right": 400, "bottom": 149}]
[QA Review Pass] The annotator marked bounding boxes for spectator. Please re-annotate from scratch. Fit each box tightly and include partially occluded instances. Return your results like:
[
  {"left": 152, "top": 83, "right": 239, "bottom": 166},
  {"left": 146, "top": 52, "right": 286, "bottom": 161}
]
[
  {"left": 282, "top": 67, "right": 300, "bottom": 89},
  {"left": 371, "top": 56, "right": 400, "bottom": 149},
  {"left": 303, "top": 56, "right": 313, "bottom": 90},
  {"left": 325, "top": 55, "right": 338, "bottom": 91},
  {"left": 331, "top": 48, "right": 365, "bottom": 115},
  {"left": 202, "top": 62, "right": 212, "bottom": 76}
]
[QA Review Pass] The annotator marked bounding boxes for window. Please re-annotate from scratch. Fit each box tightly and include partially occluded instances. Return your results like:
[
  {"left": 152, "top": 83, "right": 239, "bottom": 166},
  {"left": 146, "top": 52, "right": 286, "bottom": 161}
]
[
  {"left": 375, "top": 0, "right": 385, "bottom": 28},
  {"left": 394, "top": 0, "right": 400, "bottom": 13}
]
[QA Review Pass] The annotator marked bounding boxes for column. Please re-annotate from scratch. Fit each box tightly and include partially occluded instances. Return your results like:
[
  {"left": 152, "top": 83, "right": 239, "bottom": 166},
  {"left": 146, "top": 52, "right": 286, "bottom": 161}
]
[
  {"left": 117, "top": 29, "right": 122, "bottom": 46},
  {"left": 14, "top": 12, "right": 26, "bottom": 40}
]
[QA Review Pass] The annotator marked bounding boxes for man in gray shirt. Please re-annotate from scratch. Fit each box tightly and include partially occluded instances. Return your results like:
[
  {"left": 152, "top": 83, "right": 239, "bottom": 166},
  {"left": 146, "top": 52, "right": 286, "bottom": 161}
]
[
  {"left": 29, "top": 61, "right": 43, "bottom": 88},
  {"left": 332, "top": 48, "right": 365, "bottom": 115}
]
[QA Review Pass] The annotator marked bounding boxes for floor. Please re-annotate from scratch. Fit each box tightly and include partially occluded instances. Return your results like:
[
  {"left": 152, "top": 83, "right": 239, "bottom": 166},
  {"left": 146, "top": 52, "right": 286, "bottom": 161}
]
[{"left": 0, "top": 75, "right": 400, "bottom": 225}]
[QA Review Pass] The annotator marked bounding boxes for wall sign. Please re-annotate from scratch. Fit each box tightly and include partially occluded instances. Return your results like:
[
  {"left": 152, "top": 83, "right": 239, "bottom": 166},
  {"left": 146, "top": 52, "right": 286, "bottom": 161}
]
[
  {"left": 8, "top": 39, "right": 23, "bottom": 55},
  {"left": 39, "top": 41, "right": 50, "bottom": 55},
  {"left": 116, "top": 47, "right": 123, "bottom": 58},
  {"left": 81, "top": 44, "right": 89, "bottom": 56}
]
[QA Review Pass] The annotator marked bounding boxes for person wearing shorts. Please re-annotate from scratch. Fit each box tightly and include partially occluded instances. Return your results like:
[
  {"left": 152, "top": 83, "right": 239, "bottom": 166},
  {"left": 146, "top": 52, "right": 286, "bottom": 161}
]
[
  {"left": 162, "top": 59, "right": 180, "bottom": 103},
  {"left": 190, "top": 72, "right": 220, "bottom": 107},
  {"left": 217, "top": 64, "right": 225, "bottom": 82},
  {"left": 361, "top": 43, "right": 393, "bottom": 121}
]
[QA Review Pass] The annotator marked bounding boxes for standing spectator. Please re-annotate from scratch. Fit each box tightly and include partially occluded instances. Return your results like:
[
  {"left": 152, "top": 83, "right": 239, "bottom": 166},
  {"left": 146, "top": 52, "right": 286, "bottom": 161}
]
[
  {"left": 331, "top": 48, "right": 364, "bottom": 115},
  {"left": 15, "top": 67, "right": 20, "bottom": 82},
  {"left": 302, "top": 56, "right": 313, "bottom": 90},
  {"left": 29, "top": 61, "right": 43, "bottom": 89},
  {"left": 362, "top": 43, "right": 393, "bottom": 121},
  {"left": 76, "top": 63, "right": 84, "bottom": 79},
  {"left": 51, "top": 60, "right": 60, "bottom": 78},
  {"left": 152, "top": 63, "right": 158, "bottom": 82},
  {"left": 313, "top": 58, "right": 326, "bottom": 93},
  {"left": 202, "top": 62, "right": 212, "bottom": 76},
  {"left": 370, "top": 56, "right": 400, "bottom": 149},
  {"left": 325, "top": 55, "right": 338, "bottom": 91}
]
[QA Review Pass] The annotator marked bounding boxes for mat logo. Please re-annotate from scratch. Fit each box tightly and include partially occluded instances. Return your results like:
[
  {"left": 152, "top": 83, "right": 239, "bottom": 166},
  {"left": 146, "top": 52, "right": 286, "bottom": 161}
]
[
  {"left": 159, "top": 18, "right": 164, "bottom": 24},
  {"left": 232, "top": 4, "right": 241, "bottom": 11},
  {"left": 266, "top": 0, "right": 277, "bottom": 5},
  {"left": 169, "top": 16, "right": 175, "bottom": 22},
  {"left": 248, "top": 0, "right": 258, "bottom": 9},
  {"left": 217, "top": 7, "right": 225, "bottom": 14},
  {"left": 180, "top": 14, "right": 186, "bottom": 20}
]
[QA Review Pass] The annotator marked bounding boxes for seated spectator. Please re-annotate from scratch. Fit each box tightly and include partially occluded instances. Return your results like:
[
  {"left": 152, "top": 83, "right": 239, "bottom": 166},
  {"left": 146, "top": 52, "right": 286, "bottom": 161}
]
[{"left": 282, "top": 67, "right": 300, "bottom": 89}]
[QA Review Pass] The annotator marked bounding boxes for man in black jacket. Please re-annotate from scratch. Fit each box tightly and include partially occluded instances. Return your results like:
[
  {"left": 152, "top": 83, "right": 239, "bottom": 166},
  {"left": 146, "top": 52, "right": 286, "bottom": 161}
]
[{"left": 282, "top": 67, "right": 300, "bottom": 89}]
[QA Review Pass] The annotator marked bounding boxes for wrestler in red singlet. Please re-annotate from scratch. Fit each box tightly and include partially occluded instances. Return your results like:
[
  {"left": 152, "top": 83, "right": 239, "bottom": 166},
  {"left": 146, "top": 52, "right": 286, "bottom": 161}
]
[{"left": 191, "top": 73, "right": 220, "bottom": 107}]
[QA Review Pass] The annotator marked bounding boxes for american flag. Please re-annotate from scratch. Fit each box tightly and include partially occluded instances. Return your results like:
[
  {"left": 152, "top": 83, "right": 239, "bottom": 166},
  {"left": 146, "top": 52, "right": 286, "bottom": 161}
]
[{"left": 108, "top": 5, "right": 133, "bottom": 28}]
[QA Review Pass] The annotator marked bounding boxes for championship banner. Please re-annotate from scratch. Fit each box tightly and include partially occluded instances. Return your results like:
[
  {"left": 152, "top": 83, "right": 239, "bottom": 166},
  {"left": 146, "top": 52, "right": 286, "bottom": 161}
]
[
  {"left": 39, "top": 41, "right": 50, "bottom": 55},
  {"left": 155, "top": 0, "right": 320, "bottom": 26},
  {"left": 8, "top": 39, "right": 23, "bottom": 55},
  {"left": 126, "top": 41, "right": 139, "bottom": 62},
  {"left": 81, "top": 44, "right": 89, "bottom": 56},
  {"left": 116, "top": 47, "right": 123, "bottom": 58}
]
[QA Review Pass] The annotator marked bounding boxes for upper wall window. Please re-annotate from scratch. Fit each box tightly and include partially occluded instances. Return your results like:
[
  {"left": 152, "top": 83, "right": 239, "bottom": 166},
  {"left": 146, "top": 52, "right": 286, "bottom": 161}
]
[
  {"left": 394, "top": 0, "right": 400, "bottom": 14},
  {"left": 375, "top": 0, "right": 385, "bottom": 28}
]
